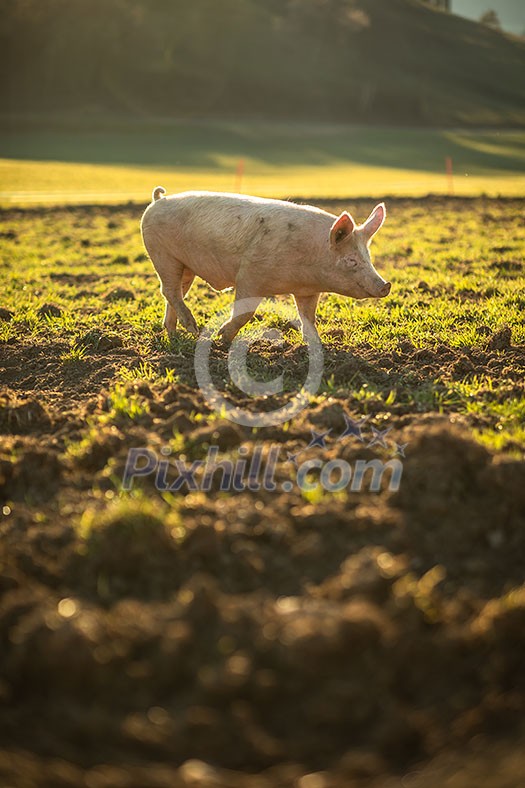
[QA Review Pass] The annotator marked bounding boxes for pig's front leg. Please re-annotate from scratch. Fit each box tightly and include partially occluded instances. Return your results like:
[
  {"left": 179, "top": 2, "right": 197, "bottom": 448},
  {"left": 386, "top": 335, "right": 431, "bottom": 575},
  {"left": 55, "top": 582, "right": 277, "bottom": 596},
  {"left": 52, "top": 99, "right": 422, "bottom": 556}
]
[{"left": 293, "top": 294, "right": 320, "bottom": 341}]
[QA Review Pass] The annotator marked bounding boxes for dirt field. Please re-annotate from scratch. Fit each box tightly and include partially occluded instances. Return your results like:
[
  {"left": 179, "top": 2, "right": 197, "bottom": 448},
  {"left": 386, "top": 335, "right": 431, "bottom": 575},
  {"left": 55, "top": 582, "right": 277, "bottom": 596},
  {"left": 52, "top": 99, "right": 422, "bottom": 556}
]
[{"left": 1, "top": 197, "right": 524, "bottom": 786}]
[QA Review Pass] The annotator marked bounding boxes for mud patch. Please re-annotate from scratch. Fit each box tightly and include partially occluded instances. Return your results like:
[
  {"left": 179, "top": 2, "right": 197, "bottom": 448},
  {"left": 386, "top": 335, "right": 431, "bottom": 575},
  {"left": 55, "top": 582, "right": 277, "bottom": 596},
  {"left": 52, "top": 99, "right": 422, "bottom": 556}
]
[
  {"left": 103, "top": 287, "right": 136, "bottom": 302},
  {"left": 37, "top": 302, "right": 62, "bottom": 318},
  {"left": 0, "top": 394, "right": 51, "bottom": 434},
  {"left": 0, "top": 308, "right": 14, "bottom": 322}
]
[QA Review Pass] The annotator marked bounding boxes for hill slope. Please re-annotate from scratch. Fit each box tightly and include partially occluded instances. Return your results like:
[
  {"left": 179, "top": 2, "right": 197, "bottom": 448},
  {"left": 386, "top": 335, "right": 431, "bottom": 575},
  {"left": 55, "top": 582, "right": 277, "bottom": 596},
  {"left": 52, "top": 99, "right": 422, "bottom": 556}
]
[
  {"left": 453, "top": 0, "right": 524, "bottom": 35},
  {"left": 0, "top": 0, "right": 524, "bottom": 126}
]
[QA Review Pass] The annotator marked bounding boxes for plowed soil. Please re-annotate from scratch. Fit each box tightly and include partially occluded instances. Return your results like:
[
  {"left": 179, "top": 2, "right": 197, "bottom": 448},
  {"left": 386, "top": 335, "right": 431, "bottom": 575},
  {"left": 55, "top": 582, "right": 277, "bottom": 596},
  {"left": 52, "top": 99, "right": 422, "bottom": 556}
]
[{"left": 1, "top": 197, "right": 524, "bottom": 787}]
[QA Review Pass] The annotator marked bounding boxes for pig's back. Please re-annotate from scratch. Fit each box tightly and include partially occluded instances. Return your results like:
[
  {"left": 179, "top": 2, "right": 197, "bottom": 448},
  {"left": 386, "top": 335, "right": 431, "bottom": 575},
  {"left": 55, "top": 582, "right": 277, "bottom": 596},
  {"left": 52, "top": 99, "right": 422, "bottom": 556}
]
[
  {"left": 141, "top": 191, "right": 333, "bottom": 288},
  {"left": 143, "top": 191, "right": 332, "bottom": 246}
]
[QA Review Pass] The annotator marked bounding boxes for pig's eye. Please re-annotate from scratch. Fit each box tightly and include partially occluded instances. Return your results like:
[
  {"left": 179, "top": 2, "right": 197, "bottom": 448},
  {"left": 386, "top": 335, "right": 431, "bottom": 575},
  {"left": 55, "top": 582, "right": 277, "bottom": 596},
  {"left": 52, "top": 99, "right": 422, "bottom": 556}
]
[{"left": 345, "top": 257, "right": 359, "bottom": 269}]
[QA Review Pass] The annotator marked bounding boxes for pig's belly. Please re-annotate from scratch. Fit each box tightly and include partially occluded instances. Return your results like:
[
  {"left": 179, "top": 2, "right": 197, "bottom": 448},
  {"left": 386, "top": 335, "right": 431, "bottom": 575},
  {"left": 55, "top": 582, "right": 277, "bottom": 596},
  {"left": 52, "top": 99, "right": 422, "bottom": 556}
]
[
  {"left": 185, "top": 252, "right": 237, "bottom": 292},
  {"left": 203, "top": 274, "right": 235, "bottom": 292}
]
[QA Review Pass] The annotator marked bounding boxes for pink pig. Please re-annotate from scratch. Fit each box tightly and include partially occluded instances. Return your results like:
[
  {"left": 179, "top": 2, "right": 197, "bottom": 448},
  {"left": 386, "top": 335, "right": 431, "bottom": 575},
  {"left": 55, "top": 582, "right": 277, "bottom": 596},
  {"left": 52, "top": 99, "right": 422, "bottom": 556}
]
[{"left": 141, "top": 188, "right": 390, "bottom": 343}]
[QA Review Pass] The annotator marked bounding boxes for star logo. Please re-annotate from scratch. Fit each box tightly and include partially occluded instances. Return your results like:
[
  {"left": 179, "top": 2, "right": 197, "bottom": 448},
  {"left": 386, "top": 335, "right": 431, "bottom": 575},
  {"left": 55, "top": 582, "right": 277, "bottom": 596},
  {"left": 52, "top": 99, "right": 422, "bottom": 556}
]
[
  {"left": 286, "top": 451, "right": 300, "bottom": 467},
  {"left": 367, "top": 426, "right": 392, "bottom": 449},
  {"left": 338, "top": 414, "right": 368, "bottom": 442},
  {"left": 393, "top": 442, "right": 408, "bottom": 458},
  {"left": 306, "top": 429, "right": 332, "bottom": 450}
]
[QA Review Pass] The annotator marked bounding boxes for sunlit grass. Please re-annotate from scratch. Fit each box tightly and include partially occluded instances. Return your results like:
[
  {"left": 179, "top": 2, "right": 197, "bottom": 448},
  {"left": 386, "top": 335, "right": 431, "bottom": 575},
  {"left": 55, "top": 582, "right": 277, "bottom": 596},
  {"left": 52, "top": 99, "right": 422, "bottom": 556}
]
[
  {"left": 2, "top": 158, "right": 523, "bottom": 204},
  {"left": 118, "top": 361, "right": 157, "bottom": 382},
  {"left": 102, "top": 384, "right": 150, "bottom": 424},
  {"left": 0, "top": 195, "right": 523, "bottom": 455},
  {"left": 60, "top": 344, "right": 88, "bottom": 365}
]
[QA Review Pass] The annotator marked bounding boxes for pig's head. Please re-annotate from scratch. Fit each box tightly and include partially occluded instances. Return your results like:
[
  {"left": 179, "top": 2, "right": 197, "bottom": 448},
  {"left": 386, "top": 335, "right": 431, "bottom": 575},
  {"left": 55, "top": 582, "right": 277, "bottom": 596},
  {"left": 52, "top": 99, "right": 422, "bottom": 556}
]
[{"left": 328, "top": 203, "right": 390, "bottom": 299}]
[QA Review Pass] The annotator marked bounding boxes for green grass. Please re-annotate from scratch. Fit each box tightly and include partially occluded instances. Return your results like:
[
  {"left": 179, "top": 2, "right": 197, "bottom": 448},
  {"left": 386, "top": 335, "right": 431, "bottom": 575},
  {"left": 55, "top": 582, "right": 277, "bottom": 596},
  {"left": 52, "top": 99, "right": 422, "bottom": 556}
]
[
  {"left": 0, "top": 122, "right": 524, "bottom": 205},
  {"left": 1, "top": 196, "right": 524, "bottom": 457}
]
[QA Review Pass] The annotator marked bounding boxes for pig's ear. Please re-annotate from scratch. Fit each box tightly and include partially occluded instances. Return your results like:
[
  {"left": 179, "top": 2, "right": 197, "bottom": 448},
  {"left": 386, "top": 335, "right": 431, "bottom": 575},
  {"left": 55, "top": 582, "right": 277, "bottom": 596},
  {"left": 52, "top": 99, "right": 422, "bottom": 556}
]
[
  {"left": 330, "top": 212, "right": 355, "bottom": 246},
  {"left": 361, "top": 203, "right": 386, "bottom": 241}
]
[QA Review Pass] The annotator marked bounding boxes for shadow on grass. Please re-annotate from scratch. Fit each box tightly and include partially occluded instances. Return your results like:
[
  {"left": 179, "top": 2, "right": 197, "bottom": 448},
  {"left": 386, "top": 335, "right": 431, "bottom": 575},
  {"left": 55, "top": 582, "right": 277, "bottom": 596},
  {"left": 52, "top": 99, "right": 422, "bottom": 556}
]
[{"left": 1, "top": 123, "right": 524, "bottom": 176}]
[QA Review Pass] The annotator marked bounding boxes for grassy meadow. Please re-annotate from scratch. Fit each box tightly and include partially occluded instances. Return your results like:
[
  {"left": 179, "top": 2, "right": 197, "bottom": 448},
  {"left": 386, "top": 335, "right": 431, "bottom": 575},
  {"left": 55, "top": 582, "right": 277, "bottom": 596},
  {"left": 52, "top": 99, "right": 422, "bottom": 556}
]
[
  {"left": 1, "top": 195, "right": 524, "bottom": 452},
  {"left": 1, "top": 122, "right": 524, "bottom": 203}
]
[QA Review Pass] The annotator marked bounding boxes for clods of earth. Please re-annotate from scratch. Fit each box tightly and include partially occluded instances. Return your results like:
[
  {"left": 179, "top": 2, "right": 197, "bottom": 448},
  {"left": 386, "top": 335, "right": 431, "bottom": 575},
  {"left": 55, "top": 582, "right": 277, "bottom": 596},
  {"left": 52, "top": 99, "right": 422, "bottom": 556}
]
[{"left": 0, "top": 198, "right": 524, "bottom": 786}]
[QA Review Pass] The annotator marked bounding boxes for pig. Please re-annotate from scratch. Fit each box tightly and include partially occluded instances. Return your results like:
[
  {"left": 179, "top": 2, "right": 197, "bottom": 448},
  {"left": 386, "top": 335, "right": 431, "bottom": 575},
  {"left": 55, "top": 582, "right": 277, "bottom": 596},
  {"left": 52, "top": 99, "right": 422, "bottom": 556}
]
[{"left": 141, "top": 187, "right": 390, "bottom": 344}]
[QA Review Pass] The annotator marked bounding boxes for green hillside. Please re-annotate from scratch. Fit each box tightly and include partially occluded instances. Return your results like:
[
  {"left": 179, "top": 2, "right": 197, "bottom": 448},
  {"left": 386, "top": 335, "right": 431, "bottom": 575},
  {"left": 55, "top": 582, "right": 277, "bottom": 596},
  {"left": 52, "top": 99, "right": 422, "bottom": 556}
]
[{"left": 1, "top": 0, "right": 524, "bottom": 126}]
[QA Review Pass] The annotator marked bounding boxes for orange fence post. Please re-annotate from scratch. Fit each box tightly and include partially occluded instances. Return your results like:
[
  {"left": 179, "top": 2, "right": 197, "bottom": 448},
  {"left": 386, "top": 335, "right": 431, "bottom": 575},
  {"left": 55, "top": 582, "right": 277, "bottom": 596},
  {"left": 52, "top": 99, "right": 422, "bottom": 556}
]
[
  {"left": 234, "top": 159, "right": 245, "bottom": 193},
  {"left": 445, "top": 156, "right": 454, "bottom": 196}
]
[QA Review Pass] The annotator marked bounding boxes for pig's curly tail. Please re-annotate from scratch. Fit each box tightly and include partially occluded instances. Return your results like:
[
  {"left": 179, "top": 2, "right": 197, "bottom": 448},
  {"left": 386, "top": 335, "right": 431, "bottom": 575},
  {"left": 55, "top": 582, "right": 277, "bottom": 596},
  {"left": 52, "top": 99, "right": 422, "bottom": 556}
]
[{"left": 152, "top": 186, "right": 166, "bottom": 202}]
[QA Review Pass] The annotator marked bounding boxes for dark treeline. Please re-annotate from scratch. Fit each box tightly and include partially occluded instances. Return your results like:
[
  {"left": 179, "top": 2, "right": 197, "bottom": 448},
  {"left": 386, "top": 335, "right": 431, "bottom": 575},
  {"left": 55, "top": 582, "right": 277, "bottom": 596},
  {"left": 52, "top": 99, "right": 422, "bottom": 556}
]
[{"left": 1, "top": 0, "right": 524, "bottom": 125}]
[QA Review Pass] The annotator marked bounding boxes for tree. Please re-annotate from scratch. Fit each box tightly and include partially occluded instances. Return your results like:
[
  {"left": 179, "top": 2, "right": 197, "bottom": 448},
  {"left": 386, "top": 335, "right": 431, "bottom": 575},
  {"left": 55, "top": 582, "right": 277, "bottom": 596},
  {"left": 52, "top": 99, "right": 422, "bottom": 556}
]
[
  {"left": 426, "top": 1, "right": 450, "bottom": 10},
  {"left": 479, "top": 10, "right": 502, "bottom": 31}
]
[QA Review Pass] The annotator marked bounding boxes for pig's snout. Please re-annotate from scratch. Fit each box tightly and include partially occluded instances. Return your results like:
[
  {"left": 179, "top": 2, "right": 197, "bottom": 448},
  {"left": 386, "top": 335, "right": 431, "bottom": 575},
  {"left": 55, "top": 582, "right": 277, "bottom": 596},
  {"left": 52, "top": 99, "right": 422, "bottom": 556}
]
[{"left": 378, "top": 281, "right": 391, "bottom": 297}]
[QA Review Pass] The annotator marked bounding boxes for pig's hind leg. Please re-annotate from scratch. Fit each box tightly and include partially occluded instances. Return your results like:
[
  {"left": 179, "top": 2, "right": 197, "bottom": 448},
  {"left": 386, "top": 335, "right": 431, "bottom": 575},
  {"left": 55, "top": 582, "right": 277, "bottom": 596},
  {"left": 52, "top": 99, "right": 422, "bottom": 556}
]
[
  {"left": 162, "top": 268, "right": 196, "bottom": 335},
  {"left": 293, "top": 294, "right": 320, "bottom": 340},
  {"left": 157, "top": 255, "right": 199, "bottom": 337}
]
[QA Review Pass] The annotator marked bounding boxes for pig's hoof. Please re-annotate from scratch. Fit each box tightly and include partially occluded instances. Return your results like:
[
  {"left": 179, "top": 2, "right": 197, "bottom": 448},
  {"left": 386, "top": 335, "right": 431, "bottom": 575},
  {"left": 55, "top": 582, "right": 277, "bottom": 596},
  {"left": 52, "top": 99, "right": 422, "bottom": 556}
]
[
  {"left": 216, "top": 329, "right": 234, "bottom": 347},
  {"left": 217, "top": 324, "right": 228, "bottom": 339},
  {"left": 181, "top": 319, "right": 199, "bottom": 337}
]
